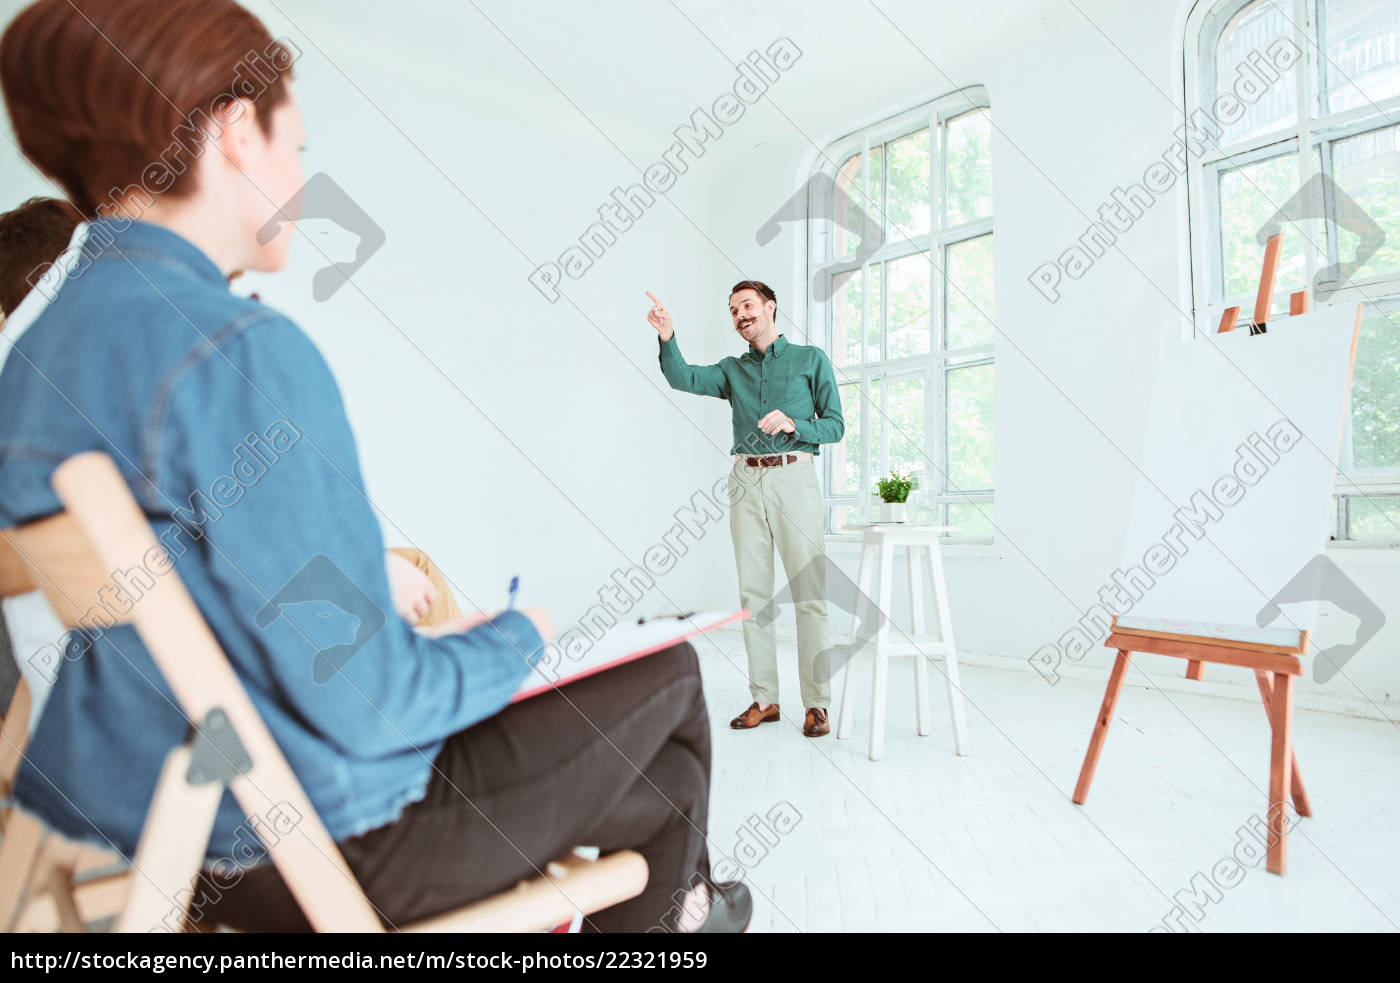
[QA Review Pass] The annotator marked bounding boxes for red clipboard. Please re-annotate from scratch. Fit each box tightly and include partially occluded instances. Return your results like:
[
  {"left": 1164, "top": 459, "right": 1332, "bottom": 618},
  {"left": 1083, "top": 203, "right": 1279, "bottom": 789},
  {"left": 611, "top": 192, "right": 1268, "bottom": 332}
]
[{"left": 510, "top": 610, "right": 747, "bottom": 703}]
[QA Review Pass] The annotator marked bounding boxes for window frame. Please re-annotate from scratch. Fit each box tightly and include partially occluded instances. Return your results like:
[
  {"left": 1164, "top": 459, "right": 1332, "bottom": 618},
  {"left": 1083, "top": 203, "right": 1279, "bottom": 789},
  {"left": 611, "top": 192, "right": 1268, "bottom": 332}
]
[
  {"left": 1185, "top": 0, "right": 1400, "bottom": 545},
  {"left": 809, "top": 87, "right": 995, "bottom": 543}
]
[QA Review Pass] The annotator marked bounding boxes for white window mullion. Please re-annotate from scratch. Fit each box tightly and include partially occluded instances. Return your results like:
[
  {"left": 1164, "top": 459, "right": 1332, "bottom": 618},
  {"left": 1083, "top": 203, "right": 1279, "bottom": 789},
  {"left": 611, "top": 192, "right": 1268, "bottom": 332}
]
[
  {"left": 1310, "top": 0, "right": 1328, "bottom": 115},
  {"left": 939, "top": 358, "right": 953, "bottom": 502},
  {"left": 1295, "top": 0, "right": 1321, "bottom": 310},
  {"left": 878, "top": 369, "right": 890, "bottom": 493},
  {"left": 860, "top": 134, "right": 872, "bottom": 265},
  {"left": 859, "top": 373, "right": 871, "bottom": 525}
]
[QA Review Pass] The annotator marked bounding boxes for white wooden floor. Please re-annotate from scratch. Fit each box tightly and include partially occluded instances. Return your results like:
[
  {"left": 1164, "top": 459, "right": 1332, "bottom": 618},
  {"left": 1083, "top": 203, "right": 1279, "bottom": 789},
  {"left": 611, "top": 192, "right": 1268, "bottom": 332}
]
[{"left": 697, "top": 629, "right": 1400, "bottom": 933}]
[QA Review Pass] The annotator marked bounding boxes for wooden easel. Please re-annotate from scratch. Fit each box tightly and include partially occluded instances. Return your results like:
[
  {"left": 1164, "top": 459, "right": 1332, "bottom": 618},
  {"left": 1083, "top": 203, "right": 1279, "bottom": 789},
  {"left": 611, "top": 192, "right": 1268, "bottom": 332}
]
[
  {"left": 1078, "top": 234, "right": 1324, "bottom": 876},
  {"left": 1216, "top": 232, "right": 1311, "bottom": 335},
  {"left": 1072, "top": 617, "right": 1310, "bottom": 875}
]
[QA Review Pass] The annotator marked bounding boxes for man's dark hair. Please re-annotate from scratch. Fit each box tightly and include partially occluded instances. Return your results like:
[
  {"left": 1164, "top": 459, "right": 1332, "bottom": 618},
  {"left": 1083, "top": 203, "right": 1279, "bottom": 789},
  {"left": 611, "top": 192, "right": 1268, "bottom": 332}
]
[
  {"left": 0, "top": 196, "right": 82, "bottom": 316},
  {"left": 730, "top": 279, "right": 777, "bottom": 322}
]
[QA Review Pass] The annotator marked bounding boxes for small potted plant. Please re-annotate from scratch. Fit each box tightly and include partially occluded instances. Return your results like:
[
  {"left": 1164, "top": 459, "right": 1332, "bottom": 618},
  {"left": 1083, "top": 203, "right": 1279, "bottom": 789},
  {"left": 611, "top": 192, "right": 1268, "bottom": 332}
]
[{"left": 874, "top": 470, "right": 916, "bottom": 523}]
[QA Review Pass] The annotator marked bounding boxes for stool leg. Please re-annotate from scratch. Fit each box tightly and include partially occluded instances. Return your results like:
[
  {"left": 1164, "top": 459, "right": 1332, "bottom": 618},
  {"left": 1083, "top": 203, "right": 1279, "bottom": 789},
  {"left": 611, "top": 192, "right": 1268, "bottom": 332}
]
[
  {"left": 1073, "top": 648, "right": 1132, "bottom": 804},
  {"left": 837, "top": 541, "right": 876, "bottom": 741},
  {"left": 927, "top": 540, "right": 968, "bottom": 754},
  {"left": 909, "top": 544, "right": 931, "bottom": 737},
  {"left": 869, "top": 539, "right": 893, "bottom": 761},
  {"left": 1266, "top": 671, "right": 1294, "bottom": 875}
]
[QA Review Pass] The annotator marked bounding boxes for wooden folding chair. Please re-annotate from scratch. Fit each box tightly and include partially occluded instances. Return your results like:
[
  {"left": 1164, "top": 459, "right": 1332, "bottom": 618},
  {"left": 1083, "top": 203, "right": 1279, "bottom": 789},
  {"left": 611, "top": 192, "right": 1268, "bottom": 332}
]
[{"left": 0, "top": 451, "right": 646, "bottom": 932}]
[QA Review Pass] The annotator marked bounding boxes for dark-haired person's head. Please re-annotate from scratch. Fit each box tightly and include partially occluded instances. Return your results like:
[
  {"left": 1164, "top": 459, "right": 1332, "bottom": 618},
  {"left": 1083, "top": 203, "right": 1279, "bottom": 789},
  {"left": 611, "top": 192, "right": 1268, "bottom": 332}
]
[
  {"left": 0, "top": 195, "right": 82, "bottom": 318},
  {"left": 0, "top": 0, "right": 302, "bottom": 277},
  {"left": 729, "top": 279, "right": 778, "bottom": 347}
]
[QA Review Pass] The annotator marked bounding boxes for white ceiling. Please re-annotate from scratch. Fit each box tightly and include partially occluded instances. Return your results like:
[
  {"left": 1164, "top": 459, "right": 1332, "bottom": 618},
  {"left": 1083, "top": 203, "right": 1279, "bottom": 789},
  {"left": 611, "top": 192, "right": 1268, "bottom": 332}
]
[{"left": 247, "top": 0, "right": 1080, "bottom": 147}]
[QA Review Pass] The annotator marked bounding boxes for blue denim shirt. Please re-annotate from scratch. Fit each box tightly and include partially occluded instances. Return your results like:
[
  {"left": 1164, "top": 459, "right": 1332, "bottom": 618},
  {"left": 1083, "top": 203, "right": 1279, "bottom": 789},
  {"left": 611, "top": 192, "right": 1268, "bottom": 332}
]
[{"left": 0, "top": 219, "right": 544, "bottom": 863}]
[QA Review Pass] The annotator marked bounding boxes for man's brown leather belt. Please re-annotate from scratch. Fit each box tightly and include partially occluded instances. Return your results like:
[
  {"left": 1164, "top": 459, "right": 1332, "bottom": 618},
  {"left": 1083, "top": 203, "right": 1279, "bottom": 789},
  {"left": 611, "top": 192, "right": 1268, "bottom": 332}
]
[{"left": 745, "top": 454, "right": 799, "bottom": 468}]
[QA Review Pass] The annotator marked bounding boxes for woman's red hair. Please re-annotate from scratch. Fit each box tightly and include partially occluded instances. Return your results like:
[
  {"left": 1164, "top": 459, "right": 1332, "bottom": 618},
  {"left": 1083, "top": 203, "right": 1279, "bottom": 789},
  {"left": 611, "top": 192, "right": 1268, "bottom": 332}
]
[{"left": 1, "top": 0, "right": 295, "bottom": 216}]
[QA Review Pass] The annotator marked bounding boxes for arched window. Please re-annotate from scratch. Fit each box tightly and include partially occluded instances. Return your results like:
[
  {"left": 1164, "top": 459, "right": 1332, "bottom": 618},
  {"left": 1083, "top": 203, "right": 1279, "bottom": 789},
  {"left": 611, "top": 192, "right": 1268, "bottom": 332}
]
[
  {"left": 1186, "top": 0, "right": 1400, "bottom": 541},
  {"left": 810, "top": 87, "right": 995, "bottom": 539}
]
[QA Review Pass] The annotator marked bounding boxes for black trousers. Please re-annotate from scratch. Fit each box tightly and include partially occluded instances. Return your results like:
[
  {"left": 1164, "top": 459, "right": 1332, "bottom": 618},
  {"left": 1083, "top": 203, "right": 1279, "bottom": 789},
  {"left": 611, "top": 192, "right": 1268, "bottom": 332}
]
[{"left": 197, "top": 641, "right": 712, "bottom": 932}]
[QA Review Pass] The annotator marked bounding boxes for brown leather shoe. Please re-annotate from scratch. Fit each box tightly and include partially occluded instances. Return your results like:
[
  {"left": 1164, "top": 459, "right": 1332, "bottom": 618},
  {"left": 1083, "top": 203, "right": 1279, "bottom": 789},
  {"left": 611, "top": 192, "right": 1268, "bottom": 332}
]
[
  {"left": 803, "top": 707, "right": 830, "bottom": 737},
  {"left": 730, "top": 702, "right": 779, "bottom": 729}
]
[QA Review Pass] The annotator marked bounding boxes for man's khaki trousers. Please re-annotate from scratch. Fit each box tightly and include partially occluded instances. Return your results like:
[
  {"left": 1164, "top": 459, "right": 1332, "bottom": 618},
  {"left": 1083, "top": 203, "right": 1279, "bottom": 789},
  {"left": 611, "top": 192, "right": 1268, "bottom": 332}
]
[{"left": 728, "top": 456, "right": 831, "bottom": 710}]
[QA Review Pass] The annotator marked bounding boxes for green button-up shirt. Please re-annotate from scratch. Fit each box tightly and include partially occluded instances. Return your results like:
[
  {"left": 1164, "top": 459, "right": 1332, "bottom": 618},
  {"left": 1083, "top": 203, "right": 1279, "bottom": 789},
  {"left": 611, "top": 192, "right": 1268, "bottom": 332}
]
[{"left": 658, "top": 333, "right": 845, "bottom": 455}]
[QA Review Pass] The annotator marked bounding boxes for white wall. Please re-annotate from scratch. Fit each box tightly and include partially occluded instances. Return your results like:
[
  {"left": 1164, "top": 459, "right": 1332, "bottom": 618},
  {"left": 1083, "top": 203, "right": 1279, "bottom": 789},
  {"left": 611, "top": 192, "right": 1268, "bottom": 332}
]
[{"left": 2, "top": 0, "right": 1394, "bottom": 711}]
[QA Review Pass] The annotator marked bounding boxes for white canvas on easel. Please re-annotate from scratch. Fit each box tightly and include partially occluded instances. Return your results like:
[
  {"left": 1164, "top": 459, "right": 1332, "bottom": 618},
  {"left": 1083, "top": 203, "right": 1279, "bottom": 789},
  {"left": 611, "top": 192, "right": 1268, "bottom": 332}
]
[{"left": 1115, "top": 304, "right": 1359, "bottom": 636}]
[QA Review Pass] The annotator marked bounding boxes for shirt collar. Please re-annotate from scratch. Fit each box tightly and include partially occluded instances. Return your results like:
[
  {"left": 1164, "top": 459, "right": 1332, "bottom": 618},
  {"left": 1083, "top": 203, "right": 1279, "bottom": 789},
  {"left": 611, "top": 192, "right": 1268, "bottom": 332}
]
[
  {"left": 87, "top": 217, "right": 228, "bottom": 288},
  {"left": 746, "top": 333, "right": 789, "bottom": 361}
]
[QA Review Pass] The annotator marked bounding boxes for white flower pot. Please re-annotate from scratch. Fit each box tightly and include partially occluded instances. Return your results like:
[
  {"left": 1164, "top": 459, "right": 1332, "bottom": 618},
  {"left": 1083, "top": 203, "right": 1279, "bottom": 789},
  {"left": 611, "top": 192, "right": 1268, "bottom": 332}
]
[{"left": 879, "top": 502, "right": 906, "bottom": 523}]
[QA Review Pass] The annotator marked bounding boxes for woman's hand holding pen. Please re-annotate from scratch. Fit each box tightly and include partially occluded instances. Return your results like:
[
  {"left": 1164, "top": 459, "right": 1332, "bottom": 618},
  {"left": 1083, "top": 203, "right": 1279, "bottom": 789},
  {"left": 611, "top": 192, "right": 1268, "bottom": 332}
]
[{"left": 386, "top": 551, "right": 437, "bottom": 624}]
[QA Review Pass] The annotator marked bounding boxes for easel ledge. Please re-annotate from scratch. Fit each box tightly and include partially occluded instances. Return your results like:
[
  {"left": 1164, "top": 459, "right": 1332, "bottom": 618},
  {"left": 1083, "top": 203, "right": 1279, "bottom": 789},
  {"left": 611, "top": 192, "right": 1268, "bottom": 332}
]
[{"left": 1108, "top": 620, "right": 1307, "bottom": 675}]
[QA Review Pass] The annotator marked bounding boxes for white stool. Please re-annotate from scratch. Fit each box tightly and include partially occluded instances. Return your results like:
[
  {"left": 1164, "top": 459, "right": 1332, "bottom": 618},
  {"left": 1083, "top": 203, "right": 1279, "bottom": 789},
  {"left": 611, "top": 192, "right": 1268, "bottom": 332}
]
[{"left": 836, "top": 524, "right": 969, "bottom": 760}]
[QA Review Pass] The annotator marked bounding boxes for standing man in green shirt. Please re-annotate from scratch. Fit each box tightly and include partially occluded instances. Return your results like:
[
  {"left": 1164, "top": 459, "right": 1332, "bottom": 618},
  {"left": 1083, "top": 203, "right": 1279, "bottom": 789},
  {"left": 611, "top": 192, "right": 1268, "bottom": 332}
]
[{"left": 647, "top": 281, "right": 845, "bottom": 738}]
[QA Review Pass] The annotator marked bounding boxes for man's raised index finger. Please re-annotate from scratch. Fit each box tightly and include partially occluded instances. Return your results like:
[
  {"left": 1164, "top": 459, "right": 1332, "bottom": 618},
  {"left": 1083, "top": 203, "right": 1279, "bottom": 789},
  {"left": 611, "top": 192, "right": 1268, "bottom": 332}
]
[{"left": 646, "top": 290, "right": 662, "bottom": 306}]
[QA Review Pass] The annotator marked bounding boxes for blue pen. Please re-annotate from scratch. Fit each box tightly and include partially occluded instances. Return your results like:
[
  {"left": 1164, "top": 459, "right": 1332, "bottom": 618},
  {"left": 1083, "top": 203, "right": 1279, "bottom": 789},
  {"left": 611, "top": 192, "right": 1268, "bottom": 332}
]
[{"left": 507, "top": 576, "right": 519, "bottom": 610}]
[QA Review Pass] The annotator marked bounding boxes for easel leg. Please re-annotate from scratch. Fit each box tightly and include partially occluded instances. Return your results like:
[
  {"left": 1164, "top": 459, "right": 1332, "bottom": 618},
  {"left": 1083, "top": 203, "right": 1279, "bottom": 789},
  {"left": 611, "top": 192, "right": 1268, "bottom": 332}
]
[
  {"left": 1266, "top": 672, "right": 1294, "bottom": 876},
  {"left": 1073, "top": 649, "right": 1132, "bottom": 805},
  {"left": 1255, "top": 670, "right": 1310, "bottom": 817}
]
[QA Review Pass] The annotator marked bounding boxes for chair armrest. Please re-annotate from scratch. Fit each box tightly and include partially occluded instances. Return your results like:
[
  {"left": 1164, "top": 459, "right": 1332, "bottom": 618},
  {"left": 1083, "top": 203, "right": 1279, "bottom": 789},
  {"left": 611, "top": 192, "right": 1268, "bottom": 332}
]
[{"left": 401, "top": 850, "right": 648, "bottom": 933}]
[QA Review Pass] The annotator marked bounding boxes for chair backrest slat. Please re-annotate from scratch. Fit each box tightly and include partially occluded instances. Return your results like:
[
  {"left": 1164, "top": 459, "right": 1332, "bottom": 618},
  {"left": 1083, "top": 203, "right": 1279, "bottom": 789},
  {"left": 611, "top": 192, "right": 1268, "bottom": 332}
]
[{"left": 2, "top": 516, "right": 131, "bottom": 630}]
